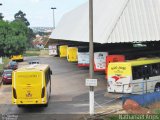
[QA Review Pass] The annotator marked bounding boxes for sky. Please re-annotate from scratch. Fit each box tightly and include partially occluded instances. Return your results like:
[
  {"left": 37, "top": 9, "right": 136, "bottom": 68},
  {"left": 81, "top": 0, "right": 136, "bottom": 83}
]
[{"left": 0, "top": 0, "right": 87, "bottom": 27}]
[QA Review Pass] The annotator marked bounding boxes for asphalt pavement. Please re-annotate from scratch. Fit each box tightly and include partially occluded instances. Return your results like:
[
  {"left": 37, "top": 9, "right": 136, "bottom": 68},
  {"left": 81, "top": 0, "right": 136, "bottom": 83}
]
[{"left": 0, "top": 56, "right": 123, "bottom": 120}]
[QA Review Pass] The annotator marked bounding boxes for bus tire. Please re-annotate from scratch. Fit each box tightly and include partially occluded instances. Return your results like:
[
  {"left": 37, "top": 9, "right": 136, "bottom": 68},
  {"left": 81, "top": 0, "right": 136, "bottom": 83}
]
[
  {"left": 154, "top": 83, "right": 160, "bottom": 92},
  {"left": 2, "top": 81, "right": 6, "bottom": 85},
  {"left": 44, "top": 103, "right": 48, "bottom": 107},
  {"left": 17, "top": 105, "right": 23, "bottom": 108}
]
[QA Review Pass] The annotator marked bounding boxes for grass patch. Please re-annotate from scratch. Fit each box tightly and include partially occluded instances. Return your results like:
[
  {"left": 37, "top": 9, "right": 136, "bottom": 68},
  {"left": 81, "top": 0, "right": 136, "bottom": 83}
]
[
  {"left": 26, "top": 48, "right": 40, "bottom": 51},
  {"left": 155, "top": 109, "right": 160, "bottom": 114},
  {"left": 24, "top": 50, "right": 40, "bottom": 56},
  {"left": 91, "top": 114, "right": 160, "bottom": 120},
  {"left": 40, "top": 49, "right": 49, "bottom": 56}
]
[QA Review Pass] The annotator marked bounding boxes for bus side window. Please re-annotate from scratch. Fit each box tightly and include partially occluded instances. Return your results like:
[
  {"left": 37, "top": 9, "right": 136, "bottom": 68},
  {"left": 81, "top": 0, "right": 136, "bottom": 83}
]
[
  {"left": 45, "top": 72, "right": 48, "bottom": 85},
  {"left": 157, "top": 63, "right": 160, "bottom": 75},
  {"left": 142, "top": 65, "right": 151, "bottom": 79},
  {"left": 150, "top": 63, "right": 160, "bottom": 76},
  {"left": 132, "top": 66, "right": 143, "bottom": 80},
  {"left": 45, "top": 69, "right": 50, "bottom": 85},
  {"left": 49, "top": 68, "right": 51, "bottom": 79}
]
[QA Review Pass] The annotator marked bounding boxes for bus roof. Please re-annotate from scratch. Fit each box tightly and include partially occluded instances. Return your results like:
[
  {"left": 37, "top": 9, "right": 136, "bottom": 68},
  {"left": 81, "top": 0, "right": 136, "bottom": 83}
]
[
  {"left": 15, "top": 64, "right": 49, "bottom": 72},
  {"left": 109, "top": 58, "right": 160, "bottom": 67}
]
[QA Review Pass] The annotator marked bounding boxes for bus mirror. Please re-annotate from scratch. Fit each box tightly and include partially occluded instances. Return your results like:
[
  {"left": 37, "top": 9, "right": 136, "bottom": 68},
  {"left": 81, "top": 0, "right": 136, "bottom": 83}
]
[{"left": 50, "top": 70, "right": 53, "bottom": 75}]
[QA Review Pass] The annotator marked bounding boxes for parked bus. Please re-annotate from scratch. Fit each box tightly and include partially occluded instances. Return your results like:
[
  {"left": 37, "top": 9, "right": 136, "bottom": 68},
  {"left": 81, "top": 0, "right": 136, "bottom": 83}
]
[
  {"left": 11, "top": 55, "right": 24, "bottom": 62},
  {"left": 12, "top": 64, "right": 52, "bottom": 107},
  {"left": 94, "top": 52, "right": 108, "bottom": 72},
  {"left": 48, "top": 45, "right": 57, "bottom": 56},
  {"left": 105, "top": 55, "right": 125, "bottom": 79},
  {"left": 107, "top": 58, "right": 160, "bottom": 94},
  {"left": 67, "top": 47, "right": 78, "bottom": 62},
  {"left": 78, "top": 46, "right": 89, "bottom": 67},
  {"left": 59, "top": 45, "right": 68, "bottom": 58}
]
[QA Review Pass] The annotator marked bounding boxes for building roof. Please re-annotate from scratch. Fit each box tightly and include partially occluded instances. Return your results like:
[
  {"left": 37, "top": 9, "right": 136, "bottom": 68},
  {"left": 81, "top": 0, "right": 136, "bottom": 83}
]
[{"left": 50, "top": 0, "right": 160, "bottom": 44}]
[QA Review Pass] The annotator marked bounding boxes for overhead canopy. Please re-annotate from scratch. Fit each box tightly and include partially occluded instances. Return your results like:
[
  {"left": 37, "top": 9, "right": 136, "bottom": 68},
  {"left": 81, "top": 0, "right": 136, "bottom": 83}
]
[{"left": 50, "top": 0, "right": 160, "bottom": 44}]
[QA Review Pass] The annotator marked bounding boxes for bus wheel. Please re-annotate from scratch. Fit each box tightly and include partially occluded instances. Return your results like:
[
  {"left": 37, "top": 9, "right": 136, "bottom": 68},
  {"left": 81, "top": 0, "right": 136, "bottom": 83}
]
[
  {"left": 155, "top": 83, "right": 160, "bottom": 92},
  {"left": 43, "top": 103, "right": 48, "bottom": 107},
  {"left": 2, "top": 81, "right": 6, "bottom": 85},
  {"left": 17, "top": 105, "right": 23, "bottom": 108}
]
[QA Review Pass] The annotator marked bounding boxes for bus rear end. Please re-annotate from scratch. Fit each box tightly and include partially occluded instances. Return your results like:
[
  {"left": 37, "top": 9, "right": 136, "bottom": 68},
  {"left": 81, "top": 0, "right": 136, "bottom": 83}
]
[
  {"left": 105, "top": 55, "right": 125, "bottom": 79},
  {"left": 78, "top": 52, "right": 89, "bottom": 67},
  {"left": 67, "top": 47, "right": 78, "bottom": 62},
  {"left": 12, "top": 71, "right": 47, "bottom": 106},
  {"left": 59, "top": 45, "right": 68, "bottom": 58},
  {"left": 107, "top": 62, "right": 132, "bottom": 93},
  {"left": 77, "top": 46, "right": 89, "bottom": 67},
  {"left": 11, "top": 55, "right": 23, "bottom": 62},
  {"left": 94, "top": 52, "right": 108, "bottom": 72}
]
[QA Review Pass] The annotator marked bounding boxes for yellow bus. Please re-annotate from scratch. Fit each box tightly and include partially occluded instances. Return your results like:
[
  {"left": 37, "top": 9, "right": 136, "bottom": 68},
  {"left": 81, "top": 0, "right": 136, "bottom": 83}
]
[
  {"left": 67, "top": 47, "right": 78, "bottom": 62},
  {"left": 107, "top": 58, "right": 160, "bottom": 94},
  {"left": 59, "top": 45, "right": 68, "bottom": 58},
  {"left": 12, "top": 64, "right": 52, "bottom": 107},
  {"left": 11, "top": 55, "right": 24, "bottom": 62}
]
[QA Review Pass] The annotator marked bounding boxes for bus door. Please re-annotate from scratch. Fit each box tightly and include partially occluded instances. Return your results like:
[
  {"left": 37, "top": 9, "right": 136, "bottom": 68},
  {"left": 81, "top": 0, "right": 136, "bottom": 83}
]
[
  {"left": 132, "top": 66, "right": 144, "bottom": 94},
  {"left": 142, "top": 65, "right": 151, "bottom": 93},
  {"left": 142, "top": 64, "right": 159, "bottom": 93}
]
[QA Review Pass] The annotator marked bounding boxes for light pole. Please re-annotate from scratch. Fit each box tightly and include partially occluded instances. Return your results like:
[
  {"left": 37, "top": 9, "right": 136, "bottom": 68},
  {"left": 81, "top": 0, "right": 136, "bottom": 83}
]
[
  {"left": 0, "top": 3, "right": 2, "bottom": 63},
  {"left": 89, "top": 0, "right": 94, "bottom": 116},
  {"left": 51, "top": 7, "right": 56, "bottom": 29}
]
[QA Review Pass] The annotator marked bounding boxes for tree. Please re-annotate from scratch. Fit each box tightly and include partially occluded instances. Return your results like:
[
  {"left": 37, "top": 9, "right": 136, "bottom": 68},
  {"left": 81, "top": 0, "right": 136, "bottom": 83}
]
[
  {"left": 0, "top": 20, "right": 28, "bottom": 56},
  {"left": 14, "top": 10, "right": 35, "bottom": 47},
  {"left": 27, "top": 28, "right": 35, "bottom": 47},
  {"left": 0, "top": 11, "right": 35, "bottom": 57},
  {"left": 14, "top": 10, "right": 30, "bottom": 26},
  {"left": 0, "top": 13, "right": 4, "bottom": 20}
]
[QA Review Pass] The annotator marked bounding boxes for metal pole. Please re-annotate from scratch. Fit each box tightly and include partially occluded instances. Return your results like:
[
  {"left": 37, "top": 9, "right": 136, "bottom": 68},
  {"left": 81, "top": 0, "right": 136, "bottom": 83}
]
[
  {"left": 89, "top": 0, "right": 94, "bottom": 116},
  {"left": 89, "top": 0, "right": 94, "bottom": 79},
  {"left": 51, "top": 7, "right": 56, "bottom": 29},
  {"left": 53, "top": 9, "right": 55, "bottom": 29}
]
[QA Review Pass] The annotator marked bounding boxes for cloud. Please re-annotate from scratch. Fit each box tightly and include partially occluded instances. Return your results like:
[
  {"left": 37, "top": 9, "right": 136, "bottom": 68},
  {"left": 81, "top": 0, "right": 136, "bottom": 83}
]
[{"left": 30, "top": 0, "right": 40, "bottom": 3}]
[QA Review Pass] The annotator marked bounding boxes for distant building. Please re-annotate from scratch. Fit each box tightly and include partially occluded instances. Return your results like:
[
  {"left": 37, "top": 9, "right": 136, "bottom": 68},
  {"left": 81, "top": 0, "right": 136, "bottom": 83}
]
[{"left": 32, "top": 34, "right": 49, "bottom": 49}]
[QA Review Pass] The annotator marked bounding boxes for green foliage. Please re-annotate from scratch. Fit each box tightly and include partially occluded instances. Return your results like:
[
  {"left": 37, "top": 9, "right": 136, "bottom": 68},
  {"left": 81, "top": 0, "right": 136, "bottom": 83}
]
[
  {"left": 14, "top": 10, "right": 30, "bottom": 26},
  {"left": 27, "top": 28, "right": 35, "bottom": 47},
  {"left": 155, "top": 109, "right": 160, "bottom": 114},
  {"left": 0, "top": 10, "right": 35, "bottom": 56},
  {"left": 14, "top": 10, "right": 35, "bottom": 47},
  {"left": 0, "top": 19, "right": 28, "bottom": 56},
  {"left": 0, "top": 13, "right": 4, "bottom": 20}
]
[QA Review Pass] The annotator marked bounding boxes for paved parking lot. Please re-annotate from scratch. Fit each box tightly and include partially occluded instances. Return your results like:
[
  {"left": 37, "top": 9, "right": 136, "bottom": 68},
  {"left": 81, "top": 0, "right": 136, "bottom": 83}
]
[{"left": 0, "top": 56, "right": 123, "bottom": 119}]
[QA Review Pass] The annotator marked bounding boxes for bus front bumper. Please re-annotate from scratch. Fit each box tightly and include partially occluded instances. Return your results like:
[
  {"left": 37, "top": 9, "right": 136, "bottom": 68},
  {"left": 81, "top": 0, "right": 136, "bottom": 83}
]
[{"left": 12, "top": 99, "right": 47, "bottom": 105}]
